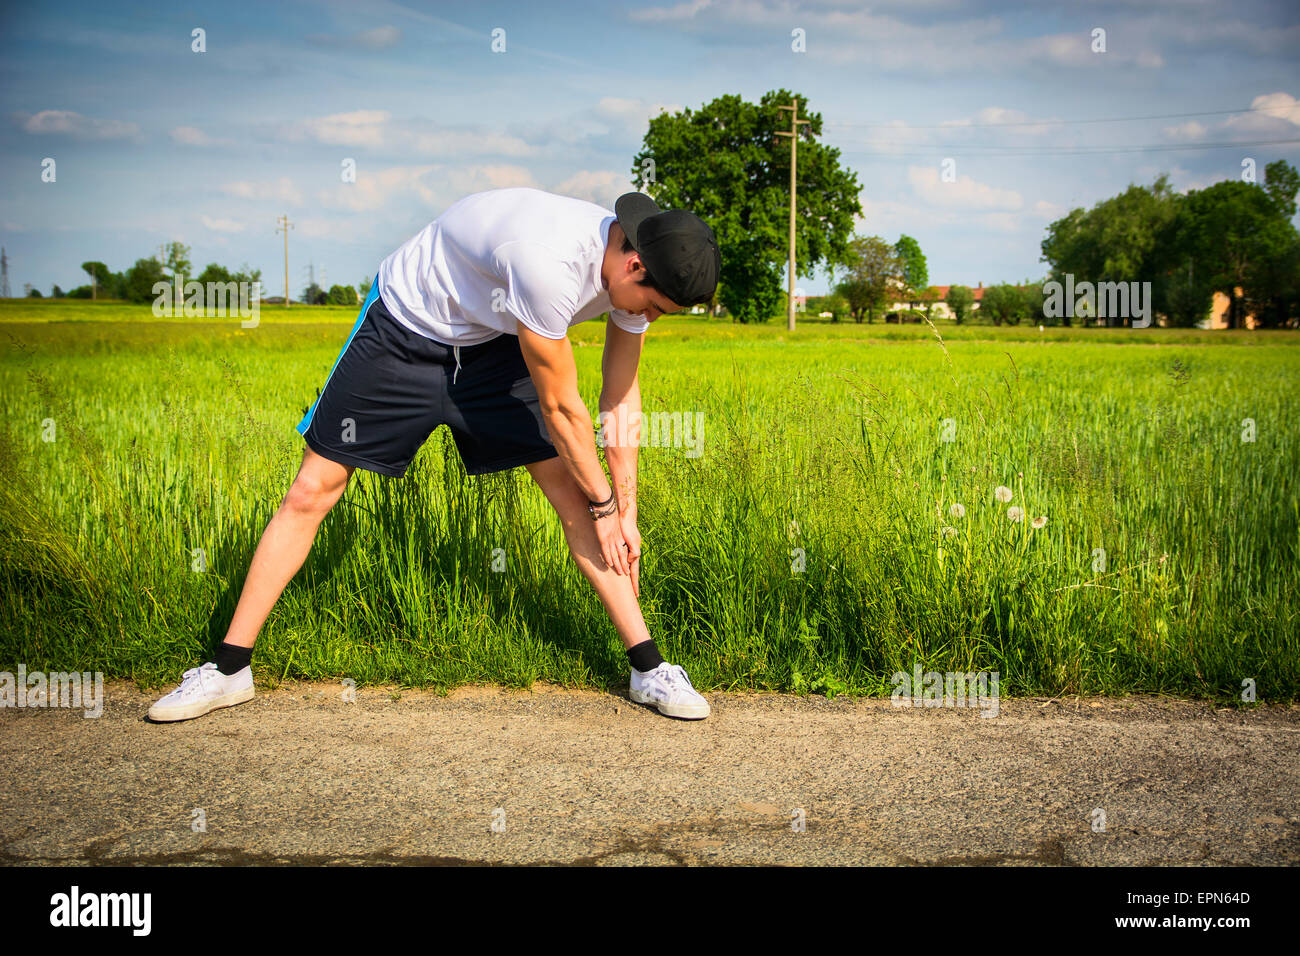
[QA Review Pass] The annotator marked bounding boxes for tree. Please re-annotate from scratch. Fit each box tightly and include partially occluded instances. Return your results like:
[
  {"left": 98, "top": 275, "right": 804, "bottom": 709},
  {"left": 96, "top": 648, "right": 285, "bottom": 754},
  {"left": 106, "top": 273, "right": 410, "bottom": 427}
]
[
  {"left": 945, "top": 285, "right": 975, "bottom": 324},
  {"left": 327, "top": 284, "right": 358, "bottom": 306},
  {"left": 834, "top": 235, "right": 900, "bottom": 322},
  {"left": 51, "top": 284, "right": 65, "bottom": 298},
  {"left": 196, "top": 263, "right": 235, "bottom": 286},
  {"left": 27, "top": 287, "right": 43, "bottom": 298},
  {"left": 893, "top": 235, "right": 928, "bottom": 296},
  {"left": 805, "top": 293, "right": 848, "bottom": 322},
  {"left": 301, "top": 282, "right": 327, "bottom": 305},
  {"left": 1041, "top": 176, "right": 1181, "bottom": 326},
  {"left": 81, "top": 261, "right": 115, "bottom": 299},
  {"left": 1173, "top": 179, "right": 1295, "bottom": 329},
  {"left": 357, "top": 277, "right": 372, "bottom": 300},
  {"left": 1019, "top": 280, "right": 1045, "bottom": 324},
  {"left": 1263, "top": 159, "right": 1300, "bottom": 220},
  {"left": 980, "top": 283, "right": 1022, "bottom": 326},
  {"left": 632, "top": 89, "right": 863, "bottom": 323},
  {"left": 122, "top": 257, "right": 165, "bottom": 302},
  {"left": 161, "top": 241, "right": 192, "bottom": 280},
  {"left": 1244, "top": 231, "right": 1300, "bottom": 328}
]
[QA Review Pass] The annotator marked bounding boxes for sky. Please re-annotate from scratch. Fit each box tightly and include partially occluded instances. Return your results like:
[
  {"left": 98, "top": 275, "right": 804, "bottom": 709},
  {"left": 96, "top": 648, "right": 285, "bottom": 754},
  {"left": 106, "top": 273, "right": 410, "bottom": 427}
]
[{"left": 2, "top": 0, "right": 1298, "bottom": 300}]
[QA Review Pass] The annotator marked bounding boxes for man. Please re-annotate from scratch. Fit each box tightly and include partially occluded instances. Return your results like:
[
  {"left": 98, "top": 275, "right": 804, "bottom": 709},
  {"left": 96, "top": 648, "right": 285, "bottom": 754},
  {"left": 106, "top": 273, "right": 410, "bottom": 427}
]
[{"left": 148, "top": 187, "right": 722, "bottom": 723}]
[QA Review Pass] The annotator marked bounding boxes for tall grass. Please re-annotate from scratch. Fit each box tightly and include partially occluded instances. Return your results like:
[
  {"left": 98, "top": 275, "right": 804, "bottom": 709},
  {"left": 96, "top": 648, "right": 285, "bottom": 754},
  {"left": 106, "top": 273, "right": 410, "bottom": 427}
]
[{"left": 1, "top": 306, "right": 1296, "bottom": 701}]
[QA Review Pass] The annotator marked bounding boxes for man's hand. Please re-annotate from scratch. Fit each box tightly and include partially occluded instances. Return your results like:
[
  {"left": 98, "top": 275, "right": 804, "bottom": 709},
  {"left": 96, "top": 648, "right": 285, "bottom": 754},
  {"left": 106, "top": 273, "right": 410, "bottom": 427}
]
[
  {"left": 620, "top": 509, "right": 641, "bottom": 598},
  {"left": 594, "top": 510, "right": 631, "bottom": 578}
]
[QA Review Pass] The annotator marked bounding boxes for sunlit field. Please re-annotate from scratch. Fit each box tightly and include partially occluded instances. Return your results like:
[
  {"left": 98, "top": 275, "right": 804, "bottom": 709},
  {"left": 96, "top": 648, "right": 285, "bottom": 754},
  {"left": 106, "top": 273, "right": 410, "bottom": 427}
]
[{"left": 2, "top": 299, "right": 1296, "bottom": 701}]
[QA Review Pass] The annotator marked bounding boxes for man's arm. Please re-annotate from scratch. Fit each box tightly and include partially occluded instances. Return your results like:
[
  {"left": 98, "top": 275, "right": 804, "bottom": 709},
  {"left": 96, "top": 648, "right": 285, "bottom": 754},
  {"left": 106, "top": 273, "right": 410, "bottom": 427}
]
[
  {"left": 516, "top": 322, "right": 611, "bottom": 505},
  {"left": 599, "top": 320, "right": 644, "bottom": 516}
]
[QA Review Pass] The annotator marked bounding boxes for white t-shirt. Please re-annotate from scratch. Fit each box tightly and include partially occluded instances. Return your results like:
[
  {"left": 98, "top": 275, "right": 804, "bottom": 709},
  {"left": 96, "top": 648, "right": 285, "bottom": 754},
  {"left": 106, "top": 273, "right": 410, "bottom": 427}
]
[{"left": 376, "top": 187, "right": 651, "bottom": 346}]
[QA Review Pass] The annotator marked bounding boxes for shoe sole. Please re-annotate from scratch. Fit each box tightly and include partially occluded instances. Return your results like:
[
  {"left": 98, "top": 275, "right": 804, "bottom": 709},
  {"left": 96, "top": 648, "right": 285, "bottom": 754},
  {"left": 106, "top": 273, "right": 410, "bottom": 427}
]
[
  {"left": 628, "top": 688, "right": 710, "bottom": 720},
  {"left": 148, "top": 685, "right": 254, "bottom": 722}
]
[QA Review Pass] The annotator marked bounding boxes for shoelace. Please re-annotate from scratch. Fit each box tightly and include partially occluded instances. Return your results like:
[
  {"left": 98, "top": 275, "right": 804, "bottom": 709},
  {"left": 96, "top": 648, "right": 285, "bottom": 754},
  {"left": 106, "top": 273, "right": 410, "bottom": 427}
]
[
  {"left": 648, "top": 664, "right": 695, "bottom": 700},
  {"left": 176, "top": 663, "right": 217, "bottom": 698}
]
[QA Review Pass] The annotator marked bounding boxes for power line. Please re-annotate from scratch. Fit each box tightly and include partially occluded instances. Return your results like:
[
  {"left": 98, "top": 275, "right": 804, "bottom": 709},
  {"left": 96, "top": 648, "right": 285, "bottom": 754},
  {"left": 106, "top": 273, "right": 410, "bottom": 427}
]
[
  {"left": 837, "top": 136, "right": 1300, "bottom": 158},
  {"left": 825, "top": 102, "right": 1300, "bottom": 130}
]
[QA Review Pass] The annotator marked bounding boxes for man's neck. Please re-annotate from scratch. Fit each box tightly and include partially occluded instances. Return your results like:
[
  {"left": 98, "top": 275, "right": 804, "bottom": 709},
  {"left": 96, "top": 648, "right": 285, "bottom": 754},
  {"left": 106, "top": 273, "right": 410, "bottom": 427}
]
[{"left": 601, "top": 220, "right": 625, "bottom": 292}]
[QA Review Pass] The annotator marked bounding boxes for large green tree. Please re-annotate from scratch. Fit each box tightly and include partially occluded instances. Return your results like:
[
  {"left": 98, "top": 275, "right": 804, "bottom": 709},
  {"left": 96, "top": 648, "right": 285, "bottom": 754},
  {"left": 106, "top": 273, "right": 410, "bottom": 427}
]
[
  {"left": 1173, "top": 178, "right": 1296, "bottom": 328},
  {"left": 1041, "top": 175, "right": 1182, "bottom": 327},
  {"left": 944, "top": 284, "right": 975, "bottom": 324},
  {"left": 893, "top": 234, "right": 928, "bottom": 296},
  {"left": 122, "top": 257, "right": 165, "bottom": 302},
  {"left": 833, "top": 235, "right": 900, "bottom": 322},
  {"left": 632, "top": 90, "right": 862, "bottom": 323},
  {"left": 80, "top": 261, "right": 118, "bottom": 299},
  {"left": 161, "top": 241, "right": 192, "bottom": 280}
]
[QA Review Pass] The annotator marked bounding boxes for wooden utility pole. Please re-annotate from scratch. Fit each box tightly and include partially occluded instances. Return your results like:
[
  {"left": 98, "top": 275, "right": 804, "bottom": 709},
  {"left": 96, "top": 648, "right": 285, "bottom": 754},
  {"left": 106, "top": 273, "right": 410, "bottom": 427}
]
[
  {"left": 276, "top": 214, "right": 294, "bottom": 307},
  {"left": 775, "top": 100, "right": 810, "bottom": 332}
]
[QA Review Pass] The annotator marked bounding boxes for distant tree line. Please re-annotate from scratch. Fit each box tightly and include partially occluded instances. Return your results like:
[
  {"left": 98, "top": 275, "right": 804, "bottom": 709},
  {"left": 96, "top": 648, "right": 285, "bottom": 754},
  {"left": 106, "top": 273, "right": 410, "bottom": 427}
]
[
  {"left": 32, "top": 240, "right": 369, "bottom": 308},
  {"left": 820, "top": 161, "right": 1299, "bottom": 329},
  {"left": 1040, "top": 160, "right": 1300, "bottom": 328}
]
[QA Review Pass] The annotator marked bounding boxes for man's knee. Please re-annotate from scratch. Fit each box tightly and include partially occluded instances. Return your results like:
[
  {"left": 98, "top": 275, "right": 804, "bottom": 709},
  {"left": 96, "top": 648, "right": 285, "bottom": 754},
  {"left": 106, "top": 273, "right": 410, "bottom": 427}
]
[{"left": 284, "top": 451, "right": 351, "bottom": 514}]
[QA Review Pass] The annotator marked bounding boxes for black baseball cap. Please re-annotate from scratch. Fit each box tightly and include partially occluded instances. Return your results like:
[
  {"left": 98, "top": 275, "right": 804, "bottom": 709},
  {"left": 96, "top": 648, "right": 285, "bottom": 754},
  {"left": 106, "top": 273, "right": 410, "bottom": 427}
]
[{"left": 614, "top": 192, "right": 721, "bottom": 307}]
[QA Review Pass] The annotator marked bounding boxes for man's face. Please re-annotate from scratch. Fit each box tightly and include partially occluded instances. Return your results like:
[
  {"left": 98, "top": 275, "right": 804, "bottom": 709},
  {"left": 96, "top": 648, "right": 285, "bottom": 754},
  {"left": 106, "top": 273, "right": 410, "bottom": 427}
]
[{"left": 609, "top": 254, "right": 685, "bottom": 322}]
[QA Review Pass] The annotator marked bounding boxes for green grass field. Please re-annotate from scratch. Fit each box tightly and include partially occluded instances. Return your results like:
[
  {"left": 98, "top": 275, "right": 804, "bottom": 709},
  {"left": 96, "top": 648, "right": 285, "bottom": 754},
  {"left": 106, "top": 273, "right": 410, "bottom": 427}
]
[{"left": 2, "top": 298, "right": 1297, "bottom": 701}]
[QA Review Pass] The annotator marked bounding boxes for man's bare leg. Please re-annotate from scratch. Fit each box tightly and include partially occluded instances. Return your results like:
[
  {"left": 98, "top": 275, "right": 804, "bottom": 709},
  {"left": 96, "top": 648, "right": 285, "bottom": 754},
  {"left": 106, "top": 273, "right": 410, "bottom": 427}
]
[
  {"left": 221, "top": 445, "right": 355, "bottom": 648},
  {"left": 524, "top": 455, "right": 648, "bottom": 649}
]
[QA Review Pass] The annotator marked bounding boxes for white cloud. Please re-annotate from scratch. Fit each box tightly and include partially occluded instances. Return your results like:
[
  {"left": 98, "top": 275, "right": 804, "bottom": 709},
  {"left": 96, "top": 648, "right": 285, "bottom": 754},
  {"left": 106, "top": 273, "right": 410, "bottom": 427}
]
[
  {"left": 316, "top": 165, "right": 440, "bottom": 213},
  {"left": 200, "top": 215, "right": 245, "bottom": 233},
  {"left": 1162, "top": 121, "right": 1206, "bottom": 141},
  {"left": 315, "top": 163, "right": 539, "bottom": 215},
  {"left": 290, "top": 110, "right": 536, "bottom": 158},
  {"left": 220, "top": 177, "right": 305, "bottom": 205},
  {"left": 306, "top": 25, "right": 401, "bottom": 50},
  {"left": 629, "top": 0, "right": 712, "bottom": 22},
  {"left": 1226, "top": 92, "right": 1300, "bottom": 133},
  {"left": 170, "top": 126, "right": 232, "bottom": 147},
  {"left": 15, "top": 109, "right": 139, "bottom": 140},
  {"left": 594, "top": 97, "right": 681, "bottom": 135},
  {"left": 907, "top": 165, "right": 1022, "bottom": 211},
  {"left": 550, "top": 170, "right": 635, "bottom": 208},
  {"left": 982, "top": 213, "right": 1025, "bottom": 233},
  {"left": 355, "top": 26, "right": 401, "bottom": 49}
]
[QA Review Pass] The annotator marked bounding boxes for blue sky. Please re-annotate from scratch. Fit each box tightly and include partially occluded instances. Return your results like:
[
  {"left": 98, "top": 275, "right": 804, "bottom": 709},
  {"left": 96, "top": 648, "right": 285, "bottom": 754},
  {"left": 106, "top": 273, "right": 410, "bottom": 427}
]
[{"left": 2, "top": 0, "right": 1298, "bottom": 299}]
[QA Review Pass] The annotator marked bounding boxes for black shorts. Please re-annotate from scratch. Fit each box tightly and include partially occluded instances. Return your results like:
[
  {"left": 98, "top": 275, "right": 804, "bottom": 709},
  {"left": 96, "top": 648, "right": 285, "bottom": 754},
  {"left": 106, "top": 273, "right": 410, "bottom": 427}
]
[{"left": 295, "top": 278, "right": 559, "bottom": 477}]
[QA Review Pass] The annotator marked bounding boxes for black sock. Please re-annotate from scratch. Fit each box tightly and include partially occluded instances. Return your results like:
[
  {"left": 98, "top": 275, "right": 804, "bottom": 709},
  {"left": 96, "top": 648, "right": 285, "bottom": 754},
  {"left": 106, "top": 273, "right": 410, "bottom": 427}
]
[
  {"left": 214, "top": 641, "right": 253, "bottom": 676},
  {"left": 627, "top": 639, "right": 664, "bottom": 673}
]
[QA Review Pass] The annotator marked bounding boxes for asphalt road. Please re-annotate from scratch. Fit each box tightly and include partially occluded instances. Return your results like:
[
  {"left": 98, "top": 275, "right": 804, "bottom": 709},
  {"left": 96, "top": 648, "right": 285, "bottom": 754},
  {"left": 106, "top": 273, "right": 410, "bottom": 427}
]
[{"left": 2, "top": 681, "right": 1297, "bottom": 866}]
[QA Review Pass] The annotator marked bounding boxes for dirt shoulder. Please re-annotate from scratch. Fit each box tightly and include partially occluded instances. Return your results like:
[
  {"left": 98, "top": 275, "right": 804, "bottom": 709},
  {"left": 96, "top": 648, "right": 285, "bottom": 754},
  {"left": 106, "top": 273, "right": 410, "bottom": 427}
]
[{"left": 2, "top": 681, "right": 1297, "bottom": 865}]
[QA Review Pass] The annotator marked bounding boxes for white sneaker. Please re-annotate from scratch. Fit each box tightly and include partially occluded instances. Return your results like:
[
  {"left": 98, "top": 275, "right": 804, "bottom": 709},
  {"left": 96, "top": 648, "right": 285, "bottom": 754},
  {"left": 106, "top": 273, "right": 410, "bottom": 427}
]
[
  {"left": 629, "top": 662, "right": 711, "bottom": 720},
  {"left": 148, "top": 662, "right": 254, "bottom": 722}
]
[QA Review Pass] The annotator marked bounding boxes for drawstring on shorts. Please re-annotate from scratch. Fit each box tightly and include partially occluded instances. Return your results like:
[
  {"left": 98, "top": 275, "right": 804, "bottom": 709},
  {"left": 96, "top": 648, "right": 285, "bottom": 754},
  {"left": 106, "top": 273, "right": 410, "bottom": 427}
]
[{"left": 452, "top": 345, "right": 462, "bottom": 384}]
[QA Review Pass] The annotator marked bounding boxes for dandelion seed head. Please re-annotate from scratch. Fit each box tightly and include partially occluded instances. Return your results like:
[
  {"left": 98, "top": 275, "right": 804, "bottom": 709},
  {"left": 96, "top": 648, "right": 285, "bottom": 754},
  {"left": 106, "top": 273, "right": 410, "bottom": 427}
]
[
  {"left": 1007, "top": 506, "right": 1024, "bottom": 522},
  {"left": 948, "top": 503, "right": 966, "bottom": 519},
  {"left": 942, "top": 526, "right": 958, "bottom": 539},
  {"left": 995, "top": 485, "right": 1013, "bottom": 503},
  {"left": 1031, "top": 515, "right": 1047, "bottom": 529}
]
